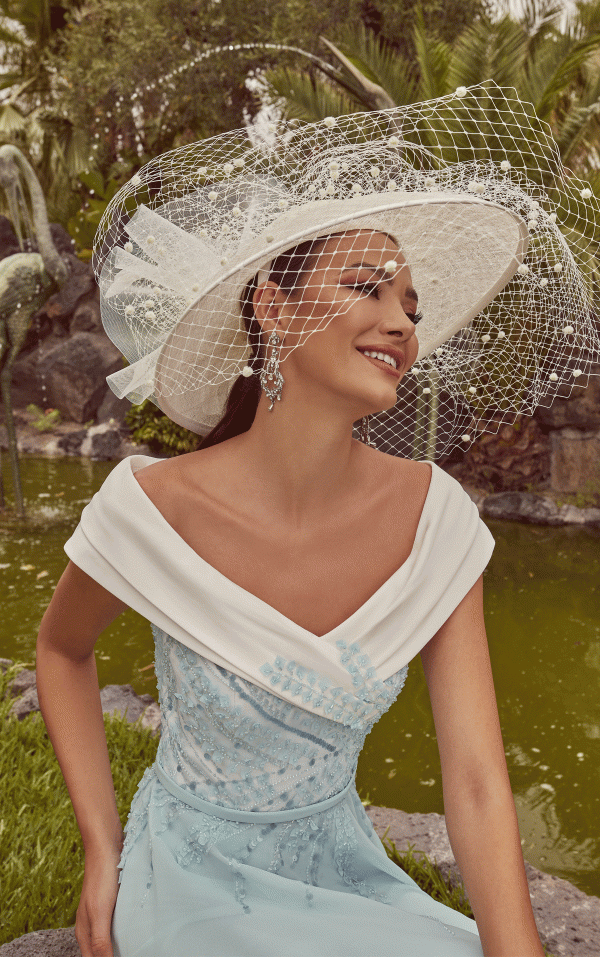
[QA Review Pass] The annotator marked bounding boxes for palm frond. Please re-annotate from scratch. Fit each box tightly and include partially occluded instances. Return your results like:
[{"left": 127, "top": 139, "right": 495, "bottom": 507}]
[
  {"left": 0, "top": 103, "right": 27, "bottom": 136},
  {"left": 413, "top": 8, "right": 452, "bottom": 100},
  {"left": 328, "top": 22, "right": 418, "bottom": 106},
  {"left": 318, "top": 36, "right": 396, "bottom": 110},
  {"left": 517, "top": 0, "right": 564, "bottom": 36},
  {"left": 554, "top": 92, "right": 600, "bottom": 169},
  {"left": 534, "top": 31, "right": 600, "bottom": 119},
  {"left": 260, "top": 66, "right": 361, "bottom": 124},
  {"left": 446, "top": 15, "right": 529, "bottom": 90},
  {"left": 517, "top": 30, "right": 574, "bottom": 107}
]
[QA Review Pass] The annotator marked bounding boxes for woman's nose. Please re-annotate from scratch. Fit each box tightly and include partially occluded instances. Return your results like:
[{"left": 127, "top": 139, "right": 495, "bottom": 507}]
[{"left": 384, "top": 297, "right": 417, "bottom": 336}]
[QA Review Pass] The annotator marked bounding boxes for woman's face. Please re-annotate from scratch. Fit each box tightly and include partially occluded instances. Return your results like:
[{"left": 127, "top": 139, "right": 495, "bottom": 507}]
[{"left": 253, "top": 229, "right": 420, "bottom": 419}]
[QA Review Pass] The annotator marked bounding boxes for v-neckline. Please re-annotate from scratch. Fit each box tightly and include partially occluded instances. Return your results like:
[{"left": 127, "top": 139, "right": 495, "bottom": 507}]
[{"left": 126, "top": 454, "right": 439, "bottom": 641}]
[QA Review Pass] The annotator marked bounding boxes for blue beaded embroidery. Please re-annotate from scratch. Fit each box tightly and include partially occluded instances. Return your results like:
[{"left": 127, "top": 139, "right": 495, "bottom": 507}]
[
  {"left": 259, "top": 640, "right": 407, "bottom": 730},
  {"left": 117, "top": 624, "right": 410, "bottom": 914}
]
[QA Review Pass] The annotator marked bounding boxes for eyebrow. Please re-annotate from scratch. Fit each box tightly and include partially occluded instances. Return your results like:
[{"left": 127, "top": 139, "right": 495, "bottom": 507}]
[{"left": 341, "top": 261, "right": 419, "bottom": 303}]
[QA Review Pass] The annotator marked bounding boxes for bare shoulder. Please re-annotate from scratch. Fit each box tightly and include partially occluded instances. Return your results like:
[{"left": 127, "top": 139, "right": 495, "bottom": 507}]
[
  {"left": 375, "top": 449, "right": 433, "bottom": 496},
  {"left": 131, "top": 446, "right": 230, "bottom": 510},
  {"left": 132, "top": 453, "right": 187, "bottom": 495}
]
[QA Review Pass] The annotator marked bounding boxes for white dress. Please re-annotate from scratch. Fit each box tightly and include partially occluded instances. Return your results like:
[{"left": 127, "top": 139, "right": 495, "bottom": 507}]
[{"left": 64, "top": 454, "right": 496, "bottom": 956}]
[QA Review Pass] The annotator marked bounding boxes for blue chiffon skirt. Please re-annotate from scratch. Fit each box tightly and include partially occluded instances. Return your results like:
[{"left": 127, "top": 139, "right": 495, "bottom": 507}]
[{"left": 111, "top": 761, "right": 482, "bottom": 957}]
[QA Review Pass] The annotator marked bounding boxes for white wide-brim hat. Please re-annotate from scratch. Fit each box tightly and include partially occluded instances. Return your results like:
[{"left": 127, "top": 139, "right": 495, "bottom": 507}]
[{"left": 94, "top": 80, "right": 600, "bottom": 455}]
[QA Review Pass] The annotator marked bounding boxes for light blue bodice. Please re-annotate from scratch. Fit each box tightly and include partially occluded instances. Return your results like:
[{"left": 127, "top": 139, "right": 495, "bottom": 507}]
[
  {"left": 117, "top": 625, "right": 412, "bottom": 910},
  {"left": 152, "top": 624, "right": 409, "bottom": 812}
]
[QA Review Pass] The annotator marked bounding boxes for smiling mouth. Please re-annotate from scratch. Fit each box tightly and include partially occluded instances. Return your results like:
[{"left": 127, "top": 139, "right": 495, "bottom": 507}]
[{"left": 356, "top": 349, "right": 401, "bottom": 378}]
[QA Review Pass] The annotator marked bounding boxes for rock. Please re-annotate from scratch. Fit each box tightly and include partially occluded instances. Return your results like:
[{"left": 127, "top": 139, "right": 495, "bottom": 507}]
[
  {"left": 480, "top": 489, "right": 600, "bottom": 527},
  {"left": 118, "top": 438, "right": 155, "bottom": 457},
  {"left": 444, "top": 413, "right": 551, "bottom": 493},
  {"left": 4, "top": 667, "right": 159, "bottom": 735},
  {"left": 38, "top": 255, "right": 94, "bottom": 319},
  {"left": 535, "top": 363, "right": 600, "bottom": 431},
  {"left": 69, "top": 295, "right": 101, "bottom": 333},
  {"left": 550, "top": 427, "right": 600, "bottom": 495},
  {"left": 8, "top": 685, "right": 40, "bottom": 720},
  {"left": 95, "top": 386, "right": 132, "bottom": 428},
  {"left": 6, "top": 668, "right": 36, "bottom": 697},
  {"left": 364, "top": 804, "right": 600, "bottom": 957},
  {"left": 55, "top": 430, "right": 88, "bottom": 456},
  {"left": 99, "top": 683, "right": 159, "bottom": 731},
  {"left": 79, "top": 422, "right": 123, "bottom": 460},
  {"left": 0, "top": 926, "right": 80, "bottom": 957},
  {"left": 35, "top": 332, "right": 123, "bottom": 423}
]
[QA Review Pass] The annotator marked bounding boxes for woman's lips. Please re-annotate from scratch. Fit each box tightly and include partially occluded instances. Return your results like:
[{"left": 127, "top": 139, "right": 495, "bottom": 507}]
[{"left": 357, "top": 349, "right": 401, "bottom": 378}]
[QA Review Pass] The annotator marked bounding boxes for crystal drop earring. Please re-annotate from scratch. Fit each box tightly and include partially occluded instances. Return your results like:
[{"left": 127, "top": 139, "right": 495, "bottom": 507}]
[{"left": 260, "top": 329, "right": 284, "bottom": 410}]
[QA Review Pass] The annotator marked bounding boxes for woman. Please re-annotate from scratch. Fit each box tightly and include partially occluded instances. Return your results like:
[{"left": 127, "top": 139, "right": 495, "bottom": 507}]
[{"left": 36, "top": 82, "right": 599, "bottom": 957}]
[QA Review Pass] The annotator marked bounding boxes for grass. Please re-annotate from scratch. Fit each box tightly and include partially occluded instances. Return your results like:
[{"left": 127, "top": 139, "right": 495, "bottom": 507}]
[
  {"left": 0, "top": 661, "right": 159, "bottom": 946},
  {"left": 1, "top": 661, "right": 556, "bottom": 955}
]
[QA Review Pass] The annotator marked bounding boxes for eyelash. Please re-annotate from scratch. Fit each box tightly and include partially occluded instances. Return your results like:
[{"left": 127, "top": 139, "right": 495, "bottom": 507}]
[{"left": 349, "top": 283, "right": 423, "bottom": 325}]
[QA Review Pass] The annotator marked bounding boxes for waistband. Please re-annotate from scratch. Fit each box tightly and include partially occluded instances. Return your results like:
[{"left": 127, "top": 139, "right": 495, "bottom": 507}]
[{"left": 153, "top": 761, "right": 355, "bottom": 823}]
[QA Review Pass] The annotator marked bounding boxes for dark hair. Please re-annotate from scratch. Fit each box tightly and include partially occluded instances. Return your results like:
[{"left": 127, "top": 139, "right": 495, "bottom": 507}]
[{"left": 195, "top": 229, "right": 398, "bottom": 450}]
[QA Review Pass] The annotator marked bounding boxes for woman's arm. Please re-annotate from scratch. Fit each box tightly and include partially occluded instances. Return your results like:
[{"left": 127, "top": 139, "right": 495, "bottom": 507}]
[
  {"left": 36, "top": 560, "right": 130, "bottom": 855},
  {"left": 420, "top": 573, "right": 545, "bottom": 957}
]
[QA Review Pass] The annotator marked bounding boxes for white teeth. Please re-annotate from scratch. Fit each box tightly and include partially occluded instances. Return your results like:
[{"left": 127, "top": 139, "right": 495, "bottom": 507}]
[{"left": 361, "top": 349, "right": 397, "bottom": 370}]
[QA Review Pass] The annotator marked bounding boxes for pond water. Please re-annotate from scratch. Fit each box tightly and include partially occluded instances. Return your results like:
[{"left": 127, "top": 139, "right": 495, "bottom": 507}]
[{"left": 2, "top": 455, "right": 599, "bottom": 899}]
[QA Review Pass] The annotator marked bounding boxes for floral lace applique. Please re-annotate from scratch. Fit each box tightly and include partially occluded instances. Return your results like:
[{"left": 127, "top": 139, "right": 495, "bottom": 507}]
[{"left": 259, "top": 645, "right": 408, "bottom": 730}]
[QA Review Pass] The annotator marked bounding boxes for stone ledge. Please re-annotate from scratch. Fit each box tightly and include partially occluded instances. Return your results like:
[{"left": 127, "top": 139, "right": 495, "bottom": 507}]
[
  {"left": 481, "top": 489, "right": 600, "bottom": 527},
  {"left": 364, "top": 804, "right": 600, "bottom": 957}
]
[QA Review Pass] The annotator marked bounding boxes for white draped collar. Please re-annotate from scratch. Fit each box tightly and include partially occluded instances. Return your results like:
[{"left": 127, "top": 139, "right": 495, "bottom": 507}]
[{"left": 64, "top": 454, "right": 495, "bottom": 728}]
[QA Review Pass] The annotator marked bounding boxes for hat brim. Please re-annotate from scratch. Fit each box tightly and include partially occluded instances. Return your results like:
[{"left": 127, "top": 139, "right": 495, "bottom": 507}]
[{"left": 152, "top": 190, "right": 528, "bottom": 435}]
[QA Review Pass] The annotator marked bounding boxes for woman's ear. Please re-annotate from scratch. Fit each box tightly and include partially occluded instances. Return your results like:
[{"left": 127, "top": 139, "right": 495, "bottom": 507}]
[
  {"left": 252, "top": 281, "right": 284, "bottom": 322},
  {"left": 253, "top": 281, "right": 293, "bottom": 342}
]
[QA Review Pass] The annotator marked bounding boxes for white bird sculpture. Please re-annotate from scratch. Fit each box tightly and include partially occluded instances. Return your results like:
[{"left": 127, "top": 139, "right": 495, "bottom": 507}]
[{"left": 0, "top": 144, "right": 69, "bottom": 519}]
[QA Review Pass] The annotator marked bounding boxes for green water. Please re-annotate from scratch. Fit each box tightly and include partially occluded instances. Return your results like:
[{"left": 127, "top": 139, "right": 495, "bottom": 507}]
[{"left": 2, "top": 455, "right": 599, "bottom": 899}]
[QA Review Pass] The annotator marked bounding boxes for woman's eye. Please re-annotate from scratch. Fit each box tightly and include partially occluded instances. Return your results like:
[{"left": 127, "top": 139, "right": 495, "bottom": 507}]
[
  {"left": 408, "top": 311, "right": 423, "bottom": 325},
  {"left": 349, "top": 282, "right": 380, "bottom": 298}
]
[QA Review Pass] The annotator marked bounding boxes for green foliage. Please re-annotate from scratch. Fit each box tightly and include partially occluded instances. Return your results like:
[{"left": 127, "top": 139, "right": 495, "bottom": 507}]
[
  {"left": 25, "top": 403, "right": 61, "bottom": 432},
  {"left": 50, "top": 0, "right": 355, "bottom": 179},
  {"left": 66, "top": 169, "right": 127, "bottom": 259},
  {"left": 124, "top": 398, "right": 202, "bottom": 457},
  {"left": 0, "top": 660, "right": 159, "bottom": 945}
]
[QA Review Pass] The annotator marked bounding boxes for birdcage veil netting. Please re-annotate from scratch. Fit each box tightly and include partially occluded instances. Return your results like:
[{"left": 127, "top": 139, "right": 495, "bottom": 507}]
[{"left": 93, "top": 80, "right": 600, "bottom": 460}]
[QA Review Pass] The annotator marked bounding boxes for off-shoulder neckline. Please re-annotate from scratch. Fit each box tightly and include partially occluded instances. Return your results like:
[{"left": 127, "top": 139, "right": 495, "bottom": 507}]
[{"left": 124, "top": 454, "right": 439, "bottom": 641}]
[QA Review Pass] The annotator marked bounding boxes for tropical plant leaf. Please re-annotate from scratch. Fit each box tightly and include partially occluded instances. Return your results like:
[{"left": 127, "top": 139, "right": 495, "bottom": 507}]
[
  {"left": 446, "top": 15, "right": 528, "bottom": 91},
  {"left": 261, "top": 65, "right": 362, "bottom": 123},
  {"left": 413, "top": 7, "right": 452, "bottom": 100},
  {"left": 328, "top": 22, "right": 418, "bottom": 106},
  {"left": 534, "top": 31, "right": 600, "bottom": 119},
  {"left": 555, "top": 95, "right": 600, "bottom": 169},
  {"left": 0, "top": 103, "right": 27, "bottom": 136}
]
